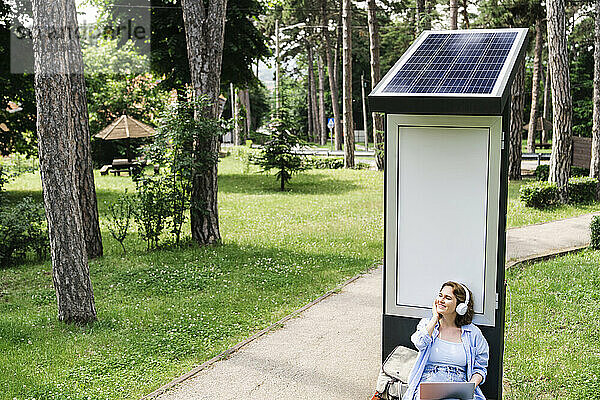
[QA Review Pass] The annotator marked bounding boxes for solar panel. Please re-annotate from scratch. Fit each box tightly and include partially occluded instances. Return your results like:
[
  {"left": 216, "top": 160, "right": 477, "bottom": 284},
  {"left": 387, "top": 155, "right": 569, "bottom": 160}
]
[{"left": 382, "top": 31, "right": 518, "bottom": 95}]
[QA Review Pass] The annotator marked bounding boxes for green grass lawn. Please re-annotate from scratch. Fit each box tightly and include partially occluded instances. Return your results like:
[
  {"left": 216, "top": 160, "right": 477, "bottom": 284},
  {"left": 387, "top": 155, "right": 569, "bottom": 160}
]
[
  {"left": 504, "top": 249, "right": 600, "bottom": 399},
  {"left": 0, "top": 156, "right": 384, "bottom": 399},
  {"left": 1, "top": 153, "right": 599, "bottom": 399},
  {"left": 507, "top": 179, "right": 600, "bottom": 227}
]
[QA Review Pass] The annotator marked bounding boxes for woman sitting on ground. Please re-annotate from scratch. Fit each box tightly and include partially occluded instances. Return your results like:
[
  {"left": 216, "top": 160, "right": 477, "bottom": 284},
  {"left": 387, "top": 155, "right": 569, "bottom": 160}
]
[{"left": 402, "top": 281, "right": 489, "bottom": 400}]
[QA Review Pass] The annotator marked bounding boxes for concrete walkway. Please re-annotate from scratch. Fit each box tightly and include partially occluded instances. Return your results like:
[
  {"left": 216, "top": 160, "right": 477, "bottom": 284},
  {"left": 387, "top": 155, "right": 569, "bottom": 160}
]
[{"left": 153, "top": 213, "right": 598, "bottom": 400}]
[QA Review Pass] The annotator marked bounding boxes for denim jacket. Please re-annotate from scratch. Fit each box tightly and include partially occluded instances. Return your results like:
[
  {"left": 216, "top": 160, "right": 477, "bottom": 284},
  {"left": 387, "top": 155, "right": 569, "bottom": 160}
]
[{"left": 401, "top": 317, "right": 489, "bottom": 400}]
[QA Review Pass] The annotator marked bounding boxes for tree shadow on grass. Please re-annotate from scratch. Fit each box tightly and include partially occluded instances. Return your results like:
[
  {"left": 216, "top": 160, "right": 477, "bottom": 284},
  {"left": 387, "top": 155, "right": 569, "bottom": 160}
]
[
  {"left": 2, "top": 190, "right": 43, "bottom": 205},
  {"left": 219, "top": 172, "right": 359, "bottom": 195}
]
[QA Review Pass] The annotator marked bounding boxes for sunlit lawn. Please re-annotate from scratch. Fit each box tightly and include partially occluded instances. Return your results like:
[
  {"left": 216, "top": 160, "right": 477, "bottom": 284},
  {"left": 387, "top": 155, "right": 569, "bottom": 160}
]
[
  {"left": 2, "top": 153, "right": 600, "bottom": 399},
  {"left": 504, "top": 249, "right": 600, "bottom": 399}
]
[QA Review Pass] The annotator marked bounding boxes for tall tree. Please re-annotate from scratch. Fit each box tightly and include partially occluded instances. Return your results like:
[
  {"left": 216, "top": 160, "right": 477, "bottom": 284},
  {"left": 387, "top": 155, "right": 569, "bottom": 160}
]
[
  {"left": 460, "top": 0, "right": 470, "bottom": 28},
  {"left": 321, "top": 0, "right": 343, "bottom": 151},
  {"left": 307, "top": 42, "right": 321, "bottom": 143},
  {"left": 241, "top": 88, "right": 252, "bottom": 136},
  {"left": 591, "top": 0, "right": 600, "bottom": 183},
  {"left": 343, "top": 0, "right": 355, "bottom": 167},
  {"left": 150, "top": 0, "right": 267, "bottom": 90},
  {"left": 31, "top": 0, "right": 96, "bottom": 322},
  {"left": 71, "top": 52, "right": 103, "bottom": 260},
  {"left": 180, "top": 0, "right": 227, "bottom": 244},
  {"left": 416, "top": 0, "right": 427, "bottom": 33},
  {"left": 526, "top": 19, "right": 544, "bottom": 153},
  {"left": 547, "top": 0, "right": 573, "bottom": 202},
  {"left": 509, "top": 59, "right": 526, "bottom": 180},
  {"left": 317, "top": 51, "right": 327, "bottom": 145},
  {"left": 368, "top": 0, "right": 384, "bottom": 170},
  {"left": 450, "top": 0, "right": 458, "bottom": 29},
  {"left": 234, "top": 88, "right": 243, "bottom": 145},
  {"left": 541, "top": 63, "right": 551, "bottom": 144}
]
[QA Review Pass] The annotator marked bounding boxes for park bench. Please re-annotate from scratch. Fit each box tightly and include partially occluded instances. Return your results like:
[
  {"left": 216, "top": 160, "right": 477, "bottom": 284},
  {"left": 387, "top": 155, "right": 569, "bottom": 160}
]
[
  {"left": 110, "top": 159, "right": 142, "bottom": 176},
  {"left": 99, "top": 165, "right": 111, "bottom": 176},
  {"left": 521, "top": 152, "right": 550, "bottom": 167}
]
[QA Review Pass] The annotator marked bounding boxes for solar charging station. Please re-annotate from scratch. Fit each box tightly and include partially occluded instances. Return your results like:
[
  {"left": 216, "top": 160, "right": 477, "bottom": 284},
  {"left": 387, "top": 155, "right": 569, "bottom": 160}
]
[{"left": 368, "top": 28, "right": 529, "bottom": 399}]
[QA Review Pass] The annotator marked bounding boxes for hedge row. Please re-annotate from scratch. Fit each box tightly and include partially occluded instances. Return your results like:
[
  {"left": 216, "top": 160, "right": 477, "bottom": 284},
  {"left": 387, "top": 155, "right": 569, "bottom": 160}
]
[{"left": 519, "top": 176, "right": 598, "bottom": 208}]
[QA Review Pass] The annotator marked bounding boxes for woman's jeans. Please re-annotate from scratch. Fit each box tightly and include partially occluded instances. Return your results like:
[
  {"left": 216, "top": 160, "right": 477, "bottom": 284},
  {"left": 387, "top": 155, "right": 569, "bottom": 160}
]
[{"left": 414, "top": 364, "right": 467, "bottom": 400}]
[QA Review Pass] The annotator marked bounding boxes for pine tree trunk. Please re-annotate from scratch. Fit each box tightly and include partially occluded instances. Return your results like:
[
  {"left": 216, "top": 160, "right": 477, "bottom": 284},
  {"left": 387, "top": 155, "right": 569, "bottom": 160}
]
[
  {"left": 591, "top": 0, "right": 600, "bottom": 184},
  {"left": 416, "top": 0, "right": 426, "bottom": 33},
  {"left": 335, "top": 9, "right": 344, "bottom": 151},
  {"left": 425, "top": 1, "right": 433, "bottom": 30},
  {"left": 342, "top": 0, "right": 354, "bottom": 168},
  {"left": 307, "top": 75, "right": 314, "bottom": 141},
  {"left": 231, "top": 84, "right": 239, "bottom": 145},
  {"left": 181, "top": 0, "right": 227, "bottom": 245},
  {"left": 509, "top": 58, "right": 525, "bottom": 180},
  {"left": 547, "top": 0, "right": 573, "bottom": 202},
  {"left": 322, "top": 0, "right": 343, "bottom": 151},
  {"left": 317, "top": 51, "right": 327, "bottom": 146},
  {"left": 368, "top": 0, "right": 384, "bottom": 170},
  {"left": 450, "top": 0, "right": 458, "bottom": 29},
  {"left": 541, "top": 64, "right": 551, "bottom": 144},
  {"left": 460, "top": 0, "right": 470, "bottom": 29},
  {"left": 234, "top": 88, "right": 243, "bottom": 145},
  {"left": 527, "top": 19, "right": 543, "bottom": 154},
  {"left": 71, "top": 53, "right": 102, "bottom": 260},
  {"left": 307, "top": 43, "right": 320, "bottom": 143},
  {"left": 242, "top": 88, "right": 251, "bottom": 134},
  {"left": 32, "top": 0, "right": 96, "bottom": 323}
]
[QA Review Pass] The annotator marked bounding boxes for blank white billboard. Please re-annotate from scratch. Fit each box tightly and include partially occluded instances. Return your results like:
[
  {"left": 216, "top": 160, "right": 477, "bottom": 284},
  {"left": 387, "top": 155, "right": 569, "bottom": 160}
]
[{"left": 385, "top": 115, "right": 502, "bottom": 326}]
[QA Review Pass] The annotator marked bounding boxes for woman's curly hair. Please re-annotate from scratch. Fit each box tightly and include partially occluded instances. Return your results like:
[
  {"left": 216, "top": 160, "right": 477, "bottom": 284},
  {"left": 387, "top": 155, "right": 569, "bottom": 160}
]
[{"left": 441, "top": 281, "right": 474, "bottom": 326}]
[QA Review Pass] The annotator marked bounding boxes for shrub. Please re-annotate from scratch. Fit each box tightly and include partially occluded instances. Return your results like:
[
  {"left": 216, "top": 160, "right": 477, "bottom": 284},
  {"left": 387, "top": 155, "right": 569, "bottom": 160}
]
[
  {"left": 536, "top": 164, "right": 590, "bottom": 181},
  {"left": 140, "top": 95, "right": 227, "bottom": 246},
  {"left": 519, "top": 181, "right": 559, "bottom": 208},
  {"left": 534, "top": 164, "right": 549, "bottom": 181},
  {"left": 591, "top": 216, "right": 600, "bottom": 250},
  {"left": 0, "top": 197, "right": 48, "bottom": 266},
  {"left": 304, "top": 156, "right": 344, "bottom": 170},
  {"left": 134, "top": 176, "right": 170, "bottom": 250},
  {"left": 571, "top": 166, "right": 590, "bottom": 178},
  {"left": 353, "top": 162, "right": 371, "bottom": 170},
  {"left": 568, "top": 176, "right": 598, "bottom": 204},
  {"left": 105, "top": 192, "right": 135, "bottom": 254}
]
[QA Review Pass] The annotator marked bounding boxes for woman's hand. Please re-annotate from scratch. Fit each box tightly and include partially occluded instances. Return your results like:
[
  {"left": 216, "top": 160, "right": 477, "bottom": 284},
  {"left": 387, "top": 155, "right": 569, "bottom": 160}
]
[
  {"left": 431, "top": 300, "right": 441, "bottom": 321},
  {"left": 470, "top": 373, "right": 483, "bottom": 388},
  {"left": 425, "top": 300, "right": 440, "bottom": 337}
]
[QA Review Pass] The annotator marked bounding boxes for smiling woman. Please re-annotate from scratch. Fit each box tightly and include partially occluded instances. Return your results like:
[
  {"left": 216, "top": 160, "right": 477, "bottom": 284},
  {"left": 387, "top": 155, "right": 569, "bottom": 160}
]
[{"left": 402, "top": 282, "right": 489, "bottom": 400}]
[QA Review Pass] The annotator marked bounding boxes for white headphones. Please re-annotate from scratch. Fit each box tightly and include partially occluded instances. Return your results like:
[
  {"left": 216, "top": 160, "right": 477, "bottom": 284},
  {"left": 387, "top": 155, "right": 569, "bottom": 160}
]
[{"left": 455, "top": 283, "right": 470, "bottom": 316}]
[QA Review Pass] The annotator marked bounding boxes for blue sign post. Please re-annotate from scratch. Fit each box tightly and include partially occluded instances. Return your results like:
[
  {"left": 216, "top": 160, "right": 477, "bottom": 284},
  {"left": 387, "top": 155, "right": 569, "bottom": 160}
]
[{"left": 327, "top": 118, "right": 334, "bottom": 150}]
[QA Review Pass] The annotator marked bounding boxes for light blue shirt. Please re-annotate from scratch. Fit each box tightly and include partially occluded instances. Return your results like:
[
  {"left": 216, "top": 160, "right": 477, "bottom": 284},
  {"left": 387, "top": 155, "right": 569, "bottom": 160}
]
[
  {"left": 426, "top": 337, "right": 467, "bottom": 369},
  {"left": 401, "top": 317, "right": 489, "bottom": 400}
]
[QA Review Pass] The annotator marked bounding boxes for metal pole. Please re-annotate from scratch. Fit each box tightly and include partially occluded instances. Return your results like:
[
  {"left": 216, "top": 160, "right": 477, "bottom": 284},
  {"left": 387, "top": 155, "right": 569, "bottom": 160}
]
[
  {"left": 275, "top": 19, "right": 281, "bottom": 112},
  {"left": 361, "top": 73, "right": 368, "bottom": 150}
]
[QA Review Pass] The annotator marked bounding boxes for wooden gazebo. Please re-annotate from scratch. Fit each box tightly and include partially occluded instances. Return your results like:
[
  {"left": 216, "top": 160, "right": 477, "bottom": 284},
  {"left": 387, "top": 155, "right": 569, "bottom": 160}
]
[
  {"left": 94, "top": 115, "right": 155, "bottom": 141},
  {"left": 95, "top": 115, "right": 156, "bottom": 175}
]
